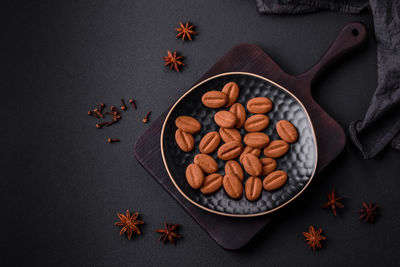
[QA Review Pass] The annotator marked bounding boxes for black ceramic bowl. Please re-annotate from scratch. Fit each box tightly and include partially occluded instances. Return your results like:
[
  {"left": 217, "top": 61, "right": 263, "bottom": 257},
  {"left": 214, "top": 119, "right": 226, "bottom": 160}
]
[{"left": 161, "top": 72, "right": 317, "bottom": 217}]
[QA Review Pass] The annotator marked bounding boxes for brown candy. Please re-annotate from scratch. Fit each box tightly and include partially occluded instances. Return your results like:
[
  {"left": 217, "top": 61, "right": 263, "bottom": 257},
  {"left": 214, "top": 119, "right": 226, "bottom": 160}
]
[
  {"left": 239, "top": 146, "right": 261, "bottom": 164},
  {"left": 245, "top": 177, "right": 262, "bottom": 201},
  {"left": 276, "top": 120, "right": 298, "bottom": 143},
  {"left": 263, "top": 170, "right": 287, "bottom": 191},
  {"left": 229, "top": 103, "right": 246, "bottom": 128},
  {"left": 219, "top": 127, "right": 241, "bottom": 143},
  {"left": 194, "top": 154, "right": 218, "bottom": 174},
  {"left": 244, "top": 132, "right": 270, "bottom": 149},
  {"left": 214, "top": 111, "right": 238, "bottom": 128},
  {"left": 202, "top": 90, "right": 228, "bottom": 108},
  {"left": 200, "top": 173, "right": 223, "bottom": 194},
  {"left": 242, "top": 153, "right": 262, "bottom": 176},
  {"left": 223, "top": 174, "right": 243, "bottom": 199},
  {"left": 217, "top": 141, "right": 243, "bottom": 161},
  {"left": 221, "top": 82, "right": 239, "bottom": 107},
  {"left": 225, "top": 160, "right": 244, "bottom": 181},
  {"left": 263, "top": 140, "right": 289, "bottom": 158},
  {"left": 247, "top": 97, "right": 273, "bottom": 114},
  {"left": 260, "top": 158, "right": 277, "bottom": 176},
  {"left": 244, "top": 114, "right": 270, "bottom": 132},
  {"left": 175, "top": 116, "right": 201, "bottom": 134},
  {"left": 175, "top": 129, "right": 194, "bottom": 152},
  {"left": 199, "top": 131, "right": 220, "bottom": 154},
  {"left": 185, "top": 164, "right": 204, "bottom": 189}
]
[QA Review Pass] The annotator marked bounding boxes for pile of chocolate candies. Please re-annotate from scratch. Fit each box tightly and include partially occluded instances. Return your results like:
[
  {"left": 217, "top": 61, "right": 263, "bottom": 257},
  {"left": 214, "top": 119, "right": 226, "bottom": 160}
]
[{"left": 175, "top": 81, "right": 298, "bottom": 201}]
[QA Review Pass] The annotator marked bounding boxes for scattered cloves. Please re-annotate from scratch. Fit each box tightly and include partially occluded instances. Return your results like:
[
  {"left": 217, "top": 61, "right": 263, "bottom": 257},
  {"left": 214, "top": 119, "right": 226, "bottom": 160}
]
[
  {"left": 112, "top": 116, "right": 120, "bottom": 123},
  {"left": 94, "top": 108, "right": 104, "bottom": 118},
  {"left": 142, "top": 111, "right": 151, "bottom": 123},
  {"left": 110, "top": 106, "right": 120, "bottom": 115},
  {"left": 105, "top": 111, "right": 119, "bottom": 117},
  {"left": 89, "top": 97, "right": 140, "bottom": 134},
  {"left": 88, "top": 110, "right": 100, "bottom": 118},
  {"left": 96, "top": 121, "right": 111, "bottom": 129},
  {"left": 120, "top": 99, "right": 127, "bottom": 111},
  {"left": 129, "top": 98, "right": 137, "bottom": 110},
  {"left": 99, "top": 102, "right": 105, "bottom": 112},
  {"left": 108, "top": 138, "right": 120, "bottom": 143}
]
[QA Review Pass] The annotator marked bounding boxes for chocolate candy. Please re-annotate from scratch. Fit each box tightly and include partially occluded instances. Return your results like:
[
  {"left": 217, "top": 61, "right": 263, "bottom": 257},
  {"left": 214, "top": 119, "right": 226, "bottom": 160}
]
[
  {"left": 260, "top": 158, "right": 277, "bottom": 176},
  {"left": 229, "top": 103, "right": 246, "bottom": 128},
  {"left": 219, "top": 127, "right": 241, "bottom": 143},
  {"left": 245, "top": 176, "right": 262, "bottom": 201},
  {"left": 214, "top": 110, "right": 238, "bottom": 128},
  {"left": 175, "top": 116, "right": 201, "bottom": 134},
  {"left": 194, "top": 154, "right": 218, "bottom": 174},
  {"left": 247, "top": 97, "right": 273, "bottom": 114},
  {"left": 263, "top": 170, "right": 287, "bottom": 191},
  {"left": 239, "top": 146, "right": 262, "bottom": 164},
  {"left": 242, "top": 153, "right": 262, "bottom": 176},
  {"left": 175, "top": 129, "right": 194, "bottom": 152},
  {"left": 223, "top": 174, "right": 243, "bottom": 199},
  {"left": 244, "top": 114, "right": 270, "bottom": 132},
  {"left": 199, "top": 131, "right": 221, "bottom": 154},
  {"left": 217, "top": 141, "right": 243, "bottom": 161},
  {"left": 200, "top": 173, "right": 223, "bottom": 194},
  {"left": 221, "top": 82, "right": 239, "bottom": 107},
  {"left": 202, "top": 90, "right": 228, "bottom": 108},
  {"left": 244, "top": 132, "right": 270, "bottom": 149},
  {"left": 185, "top": 163, "right": 204, "bottom": 189},
  {"left": 263, "top": 140, "right": 290, "bottom": 158},
  {"left": 225, "top": 160, "right": 244, "bottom": 181},
  {"left": 276, "top": 120, "right": 298, "bottom": 143}
]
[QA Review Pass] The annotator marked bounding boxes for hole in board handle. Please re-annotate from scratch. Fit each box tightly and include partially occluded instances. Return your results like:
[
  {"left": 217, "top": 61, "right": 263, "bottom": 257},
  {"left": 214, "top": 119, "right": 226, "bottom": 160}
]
[{"left": 352, "top": 29, "right": 359, "bottom": 36}]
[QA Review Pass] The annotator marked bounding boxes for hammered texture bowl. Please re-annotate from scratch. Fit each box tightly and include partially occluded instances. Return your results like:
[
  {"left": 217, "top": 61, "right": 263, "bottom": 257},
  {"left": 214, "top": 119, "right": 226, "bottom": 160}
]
[{"left": 161, "top": 73, "right": 317, "bottom": 217}]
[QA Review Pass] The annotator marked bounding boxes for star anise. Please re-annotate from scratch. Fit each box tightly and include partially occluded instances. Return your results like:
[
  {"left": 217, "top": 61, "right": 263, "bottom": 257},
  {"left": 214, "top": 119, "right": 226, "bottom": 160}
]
[
  {"left": 156, "top": 222, "right": 182, "bottom": 245},
  {"left": 359, "top": 202, "right": 379, "bottom": 222},
  {"left": 163, "top": 50, "right": 184, "bottom": 72},
  {"left": 114, "top": 210, "right": 144, "bottom": 240},
  {"left": 175, "top": 21, "right": 197, "bottom": 41},
  {"left": 303, "top": 225, "right": 326, "bottom": 251},
  {"left": 322, "top": 189, "right": 346, "bottom": 216}
]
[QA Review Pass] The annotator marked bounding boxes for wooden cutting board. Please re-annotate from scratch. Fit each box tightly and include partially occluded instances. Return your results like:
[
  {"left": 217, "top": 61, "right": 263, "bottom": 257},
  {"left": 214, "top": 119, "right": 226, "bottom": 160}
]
[{"left": 134, "top": 22, "right": 367, "bottom": 250}]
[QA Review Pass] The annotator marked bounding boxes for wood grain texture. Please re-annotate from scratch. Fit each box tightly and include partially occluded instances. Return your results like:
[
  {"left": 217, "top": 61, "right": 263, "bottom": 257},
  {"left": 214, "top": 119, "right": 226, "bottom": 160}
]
[{"left": 134, "top": 22, "right": 367, "bottom": 250}]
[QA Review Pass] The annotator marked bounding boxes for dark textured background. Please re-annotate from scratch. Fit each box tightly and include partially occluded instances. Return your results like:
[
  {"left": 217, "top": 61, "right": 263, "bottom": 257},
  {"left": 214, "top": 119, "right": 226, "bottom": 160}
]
[{"left": 2, "top": 0, "right": 400, "bottom": 266}]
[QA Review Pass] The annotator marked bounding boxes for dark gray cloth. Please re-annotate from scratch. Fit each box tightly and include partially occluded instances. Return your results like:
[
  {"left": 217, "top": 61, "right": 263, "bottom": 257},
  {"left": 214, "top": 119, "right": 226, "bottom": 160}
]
[
  {"left": 256, "top": 0, "right": 400, "bottom": 159},
  {"left": 256, "top": 0, "right": 368, "bottom": 14}
]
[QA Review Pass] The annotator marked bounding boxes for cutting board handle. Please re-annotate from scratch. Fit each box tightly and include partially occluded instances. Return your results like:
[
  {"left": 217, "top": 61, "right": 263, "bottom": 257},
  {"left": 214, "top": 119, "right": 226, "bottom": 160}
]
[{"left": 297, "top": 22, "right": 367, "bottom": 85}]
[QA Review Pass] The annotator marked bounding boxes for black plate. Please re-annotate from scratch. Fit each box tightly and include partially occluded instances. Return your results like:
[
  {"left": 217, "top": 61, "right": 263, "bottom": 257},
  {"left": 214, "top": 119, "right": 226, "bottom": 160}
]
[{"left": 161, "top": 73, "right": 317, "bottom": 217}]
